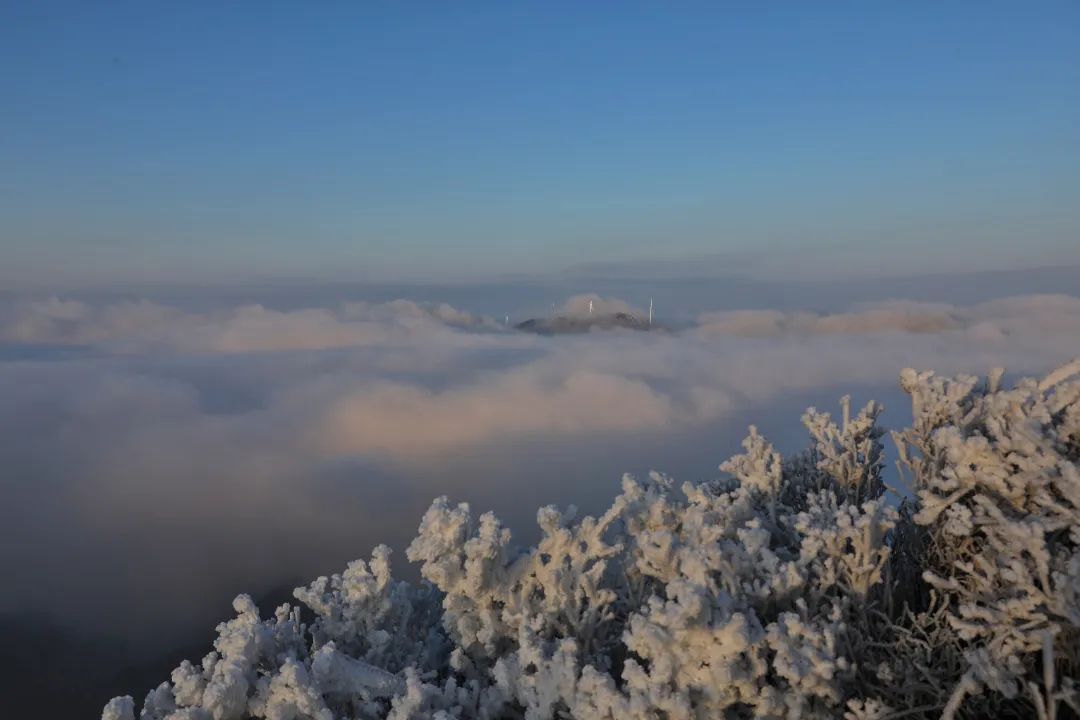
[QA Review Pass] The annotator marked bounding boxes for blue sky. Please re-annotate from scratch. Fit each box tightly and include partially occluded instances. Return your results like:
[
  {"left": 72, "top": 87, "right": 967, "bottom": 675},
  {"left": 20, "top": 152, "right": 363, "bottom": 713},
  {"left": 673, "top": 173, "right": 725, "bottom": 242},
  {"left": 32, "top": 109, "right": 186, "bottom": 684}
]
[{"left": 2, "top": 2, "right": 1078, "bottom": 286}]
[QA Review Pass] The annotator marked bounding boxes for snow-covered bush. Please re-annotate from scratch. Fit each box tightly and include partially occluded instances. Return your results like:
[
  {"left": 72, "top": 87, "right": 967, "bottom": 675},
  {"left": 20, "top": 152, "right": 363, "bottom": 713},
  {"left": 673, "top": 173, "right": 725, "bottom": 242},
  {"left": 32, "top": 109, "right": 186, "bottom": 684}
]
[
  {"left": 889, "top": 360, "right": 1080, "bottom": 719},
  {"left": 105, "top": 360, "right": 1080, "bottom": 720}
]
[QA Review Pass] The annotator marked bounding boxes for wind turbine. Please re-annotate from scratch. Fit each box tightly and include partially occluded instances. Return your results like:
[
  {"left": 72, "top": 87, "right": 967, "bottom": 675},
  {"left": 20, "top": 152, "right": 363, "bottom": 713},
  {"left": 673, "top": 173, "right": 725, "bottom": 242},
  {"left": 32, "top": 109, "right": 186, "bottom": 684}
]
[{"left": 649, "top": 298, "right": 653, "bottom": 326}]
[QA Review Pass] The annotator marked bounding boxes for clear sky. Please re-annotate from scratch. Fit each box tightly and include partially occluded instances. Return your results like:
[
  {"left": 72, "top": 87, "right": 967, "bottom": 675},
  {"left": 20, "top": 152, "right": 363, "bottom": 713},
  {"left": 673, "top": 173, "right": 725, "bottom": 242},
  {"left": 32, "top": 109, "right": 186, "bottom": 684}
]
[{"left": 2, "top": 2, "right": 1078, "bottom": 286}]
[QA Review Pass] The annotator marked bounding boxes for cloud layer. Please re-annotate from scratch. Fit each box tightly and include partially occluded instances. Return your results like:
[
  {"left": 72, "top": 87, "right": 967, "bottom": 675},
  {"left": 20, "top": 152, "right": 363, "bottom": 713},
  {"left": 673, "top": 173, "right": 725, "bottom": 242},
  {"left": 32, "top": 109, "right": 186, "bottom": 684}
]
[
  {"left": 0, "top": 297, "right": 502, "bottom": 353},
  {"left": 1, "top": 291, "right": 1078, "bottom": 670},
  {"left": 694, "top": 295, "right": 1080, "bottom": 339}
]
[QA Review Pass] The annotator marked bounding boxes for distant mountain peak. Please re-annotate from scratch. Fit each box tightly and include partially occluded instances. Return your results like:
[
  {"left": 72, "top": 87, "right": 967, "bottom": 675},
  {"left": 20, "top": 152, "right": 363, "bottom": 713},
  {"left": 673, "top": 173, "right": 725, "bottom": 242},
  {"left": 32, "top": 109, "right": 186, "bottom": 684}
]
[{"left": 514, "top": 311, "right": 659, "bottom": 335}]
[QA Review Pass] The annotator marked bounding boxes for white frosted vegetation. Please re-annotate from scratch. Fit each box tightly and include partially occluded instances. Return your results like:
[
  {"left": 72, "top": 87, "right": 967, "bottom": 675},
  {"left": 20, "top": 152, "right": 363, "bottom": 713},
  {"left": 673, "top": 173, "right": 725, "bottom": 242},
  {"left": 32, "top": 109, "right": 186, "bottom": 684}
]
[{"left": 105, "top": 360, "right": 1080, "bottom": 719}]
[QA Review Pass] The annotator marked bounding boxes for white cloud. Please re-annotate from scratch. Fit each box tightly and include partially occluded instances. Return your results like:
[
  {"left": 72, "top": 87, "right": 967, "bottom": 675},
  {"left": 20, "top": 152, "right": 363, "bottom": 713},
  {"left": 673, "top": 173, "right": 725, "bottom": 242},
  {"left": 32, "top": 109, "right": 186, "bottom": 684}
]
[
  {"left": 314, "top": 369, "right": 674, "bottom": 458},
  {"left": 694, "top": 294, "right": 1080, "bottom": 342},
  {"left": 0, "top": 298, "right": 504, "bottom": 353},
  {"left": 696, "top": 301, "right": 960, "bottom": 337},
  {"left": 0, "top": 290, "right": 1078, "bottom": 659}
]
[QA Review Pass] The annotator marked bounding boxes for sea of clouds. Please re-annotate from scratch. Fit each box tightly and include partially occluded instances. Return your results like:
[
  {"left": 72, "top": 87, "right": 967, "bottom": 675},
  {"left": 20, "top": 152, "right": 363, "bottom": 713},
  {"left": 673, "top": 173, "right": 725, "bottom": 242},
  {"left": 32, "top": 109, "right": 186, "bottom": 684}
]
[{"left": 2, "top": 283, "right": 1079, "bottom": 711}]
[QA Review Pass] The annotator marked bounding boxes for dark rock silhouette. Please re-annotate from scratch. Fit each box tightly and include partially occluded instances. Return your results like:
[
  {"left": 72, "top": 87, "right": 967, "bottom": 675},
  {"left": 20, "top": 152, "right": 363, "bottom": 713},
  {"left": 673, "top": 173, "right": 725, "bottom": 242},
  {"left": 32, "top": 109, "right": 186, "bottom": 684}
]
[{"left": 515, "top": 312, "right": 660, "bottom": 335}]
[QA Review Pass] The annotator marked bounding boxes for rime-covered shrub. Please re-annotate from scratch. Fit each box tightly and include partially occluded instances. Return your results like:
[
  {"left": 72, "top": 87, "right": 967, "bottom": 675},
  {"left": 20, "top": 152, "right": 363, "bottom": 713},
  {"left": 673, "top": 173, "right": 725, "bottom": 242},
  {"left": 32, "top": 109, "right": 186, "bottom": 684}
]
[
  {"left": 889, "top": 360, "right": 1080, "bottom": 719},
  {"left": 105, "top": 360, "right": 1080, "bottom": 720}
]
